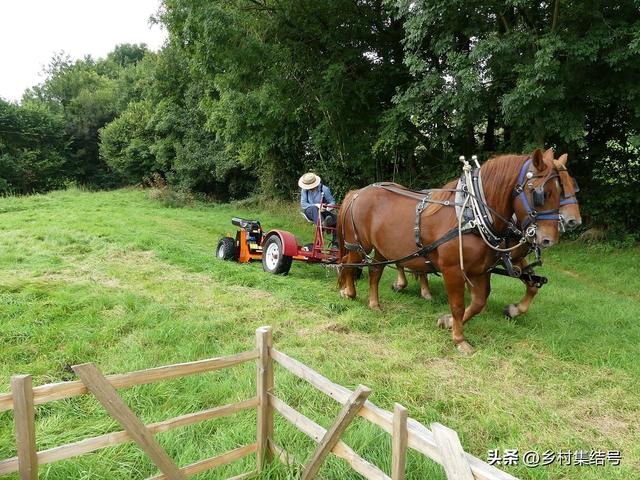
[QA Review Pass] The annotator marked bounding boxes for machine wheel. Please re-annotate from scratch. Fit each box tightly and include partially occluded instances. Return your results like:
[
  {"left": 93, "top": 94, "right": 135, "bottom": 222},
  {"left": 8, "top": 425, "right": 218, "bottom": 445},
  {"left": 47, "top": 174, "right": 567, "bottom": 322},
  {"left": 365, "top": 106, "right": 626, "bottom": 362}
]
[
  {"left": 262, "top": 235, "right": 292, "bottom": 275},
  {"left": 216, "top": 237, "right": 237, "bottom": 260}
]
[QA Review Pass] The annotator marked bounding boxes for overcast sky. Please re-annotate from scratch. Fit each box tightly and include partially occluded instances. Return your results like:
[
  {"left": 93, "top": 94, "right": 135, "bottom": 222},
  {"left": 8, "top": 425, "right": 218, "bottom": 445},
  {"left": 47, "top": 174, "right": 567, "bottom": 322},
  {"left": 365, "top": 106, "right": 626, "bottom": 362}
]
[{"left": 0, "top": 0, "right": 167, "bottom": 102}]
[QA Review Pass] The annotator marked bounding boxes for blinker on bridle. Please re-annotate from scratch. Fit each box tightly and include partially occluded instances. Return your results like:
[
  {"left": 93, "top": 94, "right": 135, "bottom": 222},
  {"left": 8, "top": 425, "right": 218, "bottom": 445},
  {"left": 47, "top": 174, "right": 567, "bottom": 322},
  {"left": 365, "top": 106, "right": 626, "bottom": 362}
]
[
  {"left": 558, "top": 170, "right": 580, "bottom": 206},
  {"left": 512, "top": 158, "right": 561, "bottom": 230}
]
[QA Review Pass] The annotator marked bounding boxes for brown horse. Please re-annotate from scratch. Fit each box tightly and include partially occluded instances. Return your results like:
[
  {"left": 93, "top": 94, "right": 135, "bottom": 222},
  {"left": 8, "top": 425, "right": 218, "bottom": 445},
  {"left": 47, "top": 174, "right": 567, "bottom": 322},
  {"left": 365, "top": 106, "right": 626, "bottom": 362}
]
[
  {"left": 392, "top": 150, "right": 582, "bottom": 320},
  {"left": 337, "top": 148, "right": 571, "bottom": 354}
]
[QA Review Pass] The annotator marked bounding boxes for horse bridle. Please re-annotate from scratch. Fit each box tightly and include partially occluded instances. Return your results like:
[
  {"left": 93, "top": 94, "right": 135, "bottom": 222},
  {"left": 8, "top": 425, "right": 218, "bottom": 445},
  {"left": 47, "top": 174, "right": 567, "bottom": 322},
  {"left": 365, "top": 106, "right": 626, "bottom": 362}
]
[
  {"left": 557, "top": 168, "right": 580, "bottom": 206},
  {"left": 512, "top": 159, "right": 562, "bottom": 234}
]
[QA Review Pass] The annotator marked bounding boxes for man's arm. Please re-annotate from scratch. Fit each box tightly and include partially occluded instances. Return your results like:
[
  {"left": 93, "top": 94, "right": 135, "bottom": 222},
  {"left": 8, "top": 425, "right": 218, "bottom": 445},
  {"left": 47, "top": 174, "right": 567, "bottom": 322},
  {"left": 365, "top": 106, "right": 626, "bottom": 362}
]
[
  {"left": 300, "top": 189, "right": 312, "bottom": 210},
  {"left": 323, "top": 186, "right": 336, "bottom": 205}
]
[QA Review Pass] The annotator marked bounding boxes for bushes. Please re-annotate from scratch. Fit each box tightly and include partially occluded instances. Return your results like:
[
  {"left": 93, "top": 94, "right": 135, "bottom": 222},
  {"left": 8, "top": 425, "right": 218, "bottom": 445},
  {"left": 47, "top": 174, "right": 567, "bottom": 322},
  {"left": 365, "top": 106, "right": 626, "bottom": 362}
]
[
  {"left": 0, "top": 100, "right": 68, "bottom": 194},
  {"left": 145, "top": 174, "right": 198, "bottom": 208},
  {"left": 99, "top": 101, "right": 156, "bottom": 183}
]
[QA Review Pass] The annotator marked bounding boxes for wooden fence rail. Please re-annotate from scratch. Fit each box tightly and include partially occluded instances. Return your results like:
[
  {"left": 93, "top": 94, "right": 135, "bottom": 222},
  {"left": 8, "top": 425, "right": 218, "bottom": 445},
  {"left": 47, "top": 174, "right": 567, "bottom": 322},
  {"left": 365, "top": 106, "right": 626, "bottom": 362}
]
[{"left": 0, "top": 326, "right": 518, "bottom": 480}]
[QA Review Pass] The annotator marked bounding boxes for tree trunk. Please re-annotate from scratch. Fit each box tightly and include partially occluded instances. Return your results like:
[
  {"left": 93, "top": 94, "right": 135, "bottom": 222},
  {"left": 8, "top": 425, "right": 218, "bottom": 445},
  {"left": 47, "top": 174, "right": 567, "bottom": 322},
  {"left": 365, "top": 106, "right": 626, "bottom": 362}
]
[{"left": 484, "top": 113, "right": 496, "bottom": 152}]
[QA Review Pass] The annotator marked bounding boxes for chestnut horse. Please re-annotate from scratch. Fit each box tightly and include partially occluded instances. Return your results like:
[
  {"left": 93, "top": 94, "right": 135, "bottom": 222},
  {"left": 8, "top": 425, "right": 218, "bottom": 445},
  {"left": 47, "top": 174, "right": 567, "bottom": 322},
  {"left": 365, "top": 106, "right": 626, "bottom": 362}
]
[
  {"left": 337, "top": 148, "right": 571, "bottom": 354},
  {"left": 393, "top": 150, "right": 581, "bottom": 320}
]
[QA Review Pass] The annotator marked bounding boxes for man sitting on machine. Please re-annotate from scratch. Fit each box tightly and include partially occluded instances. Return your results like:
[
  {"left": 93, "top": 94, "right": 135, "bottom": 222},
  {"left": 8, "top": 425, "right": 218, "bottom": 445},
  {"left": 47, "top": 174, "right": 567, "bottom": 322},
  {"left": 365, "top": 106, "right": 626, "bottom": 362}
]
[{"left": 298, "top": 172, "right": 337, "bottom": 227}]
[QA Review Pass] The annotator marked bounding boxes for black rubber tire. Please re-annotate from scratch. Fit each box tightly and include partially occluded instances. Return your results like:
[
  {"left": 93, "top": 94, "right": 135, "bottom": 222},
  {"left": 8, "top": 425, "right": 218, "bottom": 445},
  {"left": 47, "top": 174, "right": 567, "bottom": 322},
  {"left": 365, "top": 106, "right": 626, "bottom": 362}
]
[
  {"left": 262, "top": 235, "right": 293, "bottom": 275},
  {"left": 216, "top": 237, "right": 237, "bottom": 261}
]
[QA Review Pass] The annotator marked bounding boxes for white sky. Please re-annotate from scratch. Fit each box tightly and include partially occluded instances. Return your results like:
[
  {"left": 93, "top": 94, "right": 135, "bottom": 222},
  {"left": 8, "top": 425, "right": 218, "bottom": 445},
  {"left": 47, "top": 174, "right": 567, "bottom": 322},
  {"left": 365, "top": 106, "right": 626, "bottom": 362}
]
[{"left": 0, "top": 0, "right": 167, "bottom": 102}]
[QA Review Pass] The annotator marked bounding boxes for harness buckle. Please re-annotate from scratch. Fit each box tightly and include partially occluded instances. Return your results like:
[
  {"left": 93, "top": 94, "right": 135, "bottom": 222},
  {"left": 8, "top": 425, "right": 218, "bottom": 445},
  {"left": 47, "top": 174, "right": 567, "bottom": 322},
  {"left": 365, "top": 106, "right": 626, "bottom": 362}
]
[{"left": 525, "top": 225, "right": 537, "bottom": 239}]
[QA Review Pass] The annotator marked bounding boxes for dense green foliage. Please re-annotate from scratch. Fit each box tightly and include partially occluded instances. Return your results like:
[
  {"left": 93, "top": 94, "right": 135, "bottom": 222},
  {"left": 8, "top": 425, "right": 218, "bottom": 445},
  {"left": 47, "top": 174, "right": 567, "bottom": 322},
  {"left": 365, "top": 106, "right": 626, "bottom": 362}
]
[
  {"left": 0, "top": 188, "right": 638, "bottom": 478},
  {"left": 2, "top": 2, "right": 640, "bottom": 233},
  {"left": 391, "top": 0, "right": 640, "bottom": 232},
  {"left": 0, "top": 99, "right": 67, "bottom": 193}
]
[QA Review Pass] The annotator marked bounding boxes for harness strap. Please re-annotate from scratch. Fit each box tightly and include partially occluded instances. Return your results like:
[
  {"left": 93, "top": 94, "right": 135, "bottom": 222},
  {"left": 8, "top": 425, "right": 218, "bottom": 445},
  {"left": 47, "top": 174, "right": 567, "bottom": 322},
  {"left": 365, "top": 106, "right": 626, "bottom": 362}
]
[
  {"left": 414, "top": 191, "right": 432, "bottom": 247},
  {"left": 340, "top": 226, "right": 465, "bottom": 268},
  {"left": 470, "top": 168, "right": 501, "bottom": 243}
]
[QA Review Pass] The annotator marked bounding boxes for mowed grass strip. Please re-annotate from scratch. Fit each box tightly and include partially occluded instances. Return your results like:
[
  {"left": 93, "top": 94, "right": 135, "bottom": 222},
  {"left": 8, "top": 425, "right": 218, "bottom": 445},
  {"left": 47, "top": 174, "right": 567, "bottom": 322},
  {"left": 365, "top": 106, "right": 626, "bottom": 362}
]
[{"left": 0, "top": 188, "right": 638, "bottom": 479}]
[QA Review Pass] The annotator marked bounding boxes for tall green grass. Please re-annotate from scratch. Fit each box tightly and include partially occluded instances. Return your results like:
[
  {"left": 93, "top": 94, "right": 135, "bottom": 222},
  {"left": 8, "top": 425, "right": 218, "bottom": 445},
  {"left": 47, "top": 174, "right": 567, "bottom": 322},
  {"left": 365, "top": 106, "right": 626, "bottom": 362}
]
[{"left": 0, "top": 188, "right": 638, "bottom": 479}]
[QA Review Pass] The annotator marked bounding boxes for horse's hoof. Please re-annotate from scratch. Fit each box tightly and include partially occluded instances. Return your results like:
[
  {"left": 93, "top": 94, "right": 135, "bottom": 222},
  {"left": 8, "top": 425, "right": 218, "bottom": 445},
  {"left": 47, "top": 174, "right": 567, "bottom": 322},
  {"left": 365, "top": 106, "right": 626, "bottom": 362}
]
[
  {"left": 456, "top": 341, "right": 475, "bottom": 355},
  {"left": 369, "top": 303, "right": 382, "bottom": 311},
  {"left": 421, "top": 293, "right": 433, "bottom": 301},
  {"left": 340, "top": 289, "right": 355, "bottom": 299},
  {"left": 391, "top": 282, "right": 405, "bottom": 292},
  {"left": 504, "top": 304, "right": 519, "bottom": 319},
  {"left": 437, "top": 314, "right": 452, "bottom": 329}
]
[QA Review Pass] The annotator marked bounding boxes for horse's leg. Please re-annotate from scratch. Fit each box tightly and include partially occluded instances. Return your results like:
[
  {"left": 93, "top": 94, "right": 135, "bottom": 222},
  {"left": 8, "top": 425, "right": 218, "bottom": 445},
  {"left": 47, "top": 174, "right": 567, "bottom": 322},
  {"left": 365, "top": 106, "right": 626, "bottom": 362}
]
[
  {"left": 368, "top": 257, "right": 386, "bottom": 310},
  {"left": 504, "top": 281, "right": 538, "bottom": 318},
  {"left": 418, "top": 273, "right": 433, "bottom": 300},
  {"left": 504, "top": 260, "right": 538, "bottom": 318},
  {"left": 339, "top": 251, "right": 360, "bottom": 299},
  {"left": 438, "top": 273, "right": 489, "bottom": 328},
  {"left": 438, "top": 268, "right": 473, "bottom": 354},
  {"left": 392, "top": 267, "right": 408, "bottom": 292}
]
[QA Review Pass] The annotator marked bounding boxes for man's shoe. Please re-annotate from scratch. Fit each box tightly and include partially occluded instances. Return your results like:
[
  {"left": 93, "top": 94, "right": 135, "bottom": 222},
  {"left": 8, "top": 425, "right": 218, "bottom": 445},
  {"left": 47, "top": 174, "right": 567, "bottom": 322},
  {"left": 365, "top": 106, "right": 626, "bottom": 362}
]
[{"left": 322, "top": 215, "right": 336, "bottom": 228}]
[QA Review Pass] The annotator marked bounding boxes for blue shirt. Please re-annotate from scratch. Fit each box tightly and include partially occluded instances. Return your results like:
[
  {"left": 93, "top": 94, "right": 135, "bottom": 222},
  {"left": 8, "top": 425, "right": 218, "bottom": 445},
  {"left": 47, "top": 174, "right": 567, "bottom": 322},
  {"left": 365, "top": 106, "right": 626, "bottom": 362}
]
[{"left": 300, "top": 184, "right": 336, "bottom": 210}]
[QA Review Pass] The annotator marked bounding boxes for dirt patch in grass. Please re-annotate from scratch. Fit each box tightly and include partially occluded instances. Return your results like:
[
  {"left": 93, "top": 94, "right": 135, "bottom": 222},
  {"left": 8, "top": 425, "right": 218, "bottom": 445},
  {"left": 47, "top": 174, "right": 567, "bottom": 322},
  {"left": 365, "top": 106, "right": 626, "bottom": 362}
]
[
  {"left": 589, "top": 415, "right": 630, "bottom": 438},
  {"left": 226, "top": 284, "right": 273, "bottom": 299},
  {"left": 325, "top": 322, "right": 350, "bottom": 334}
]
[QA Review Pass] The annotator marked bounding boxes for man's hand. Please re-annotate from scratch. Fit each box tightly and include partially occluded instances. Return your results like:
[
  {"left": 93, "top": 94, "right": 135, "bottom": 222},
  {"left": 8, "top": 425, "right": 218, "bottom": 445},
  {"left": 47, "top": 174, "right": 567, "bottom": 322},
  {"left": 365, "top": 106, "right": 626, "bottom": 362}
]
[{"left": 314, "top": 203, "right": 321, "bottom": 208}]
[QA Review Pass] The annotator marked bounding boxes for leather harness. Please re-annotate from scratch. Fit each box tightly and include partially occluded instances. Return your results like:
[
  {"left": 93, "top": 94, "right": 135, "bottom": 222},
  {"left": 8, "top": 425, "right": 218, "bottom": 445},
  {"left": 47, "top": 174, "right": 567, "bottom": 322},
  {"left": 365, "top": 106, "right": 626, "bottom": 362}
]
[{"left": 340, "top": 158, "right": 576, "bottom": 284}]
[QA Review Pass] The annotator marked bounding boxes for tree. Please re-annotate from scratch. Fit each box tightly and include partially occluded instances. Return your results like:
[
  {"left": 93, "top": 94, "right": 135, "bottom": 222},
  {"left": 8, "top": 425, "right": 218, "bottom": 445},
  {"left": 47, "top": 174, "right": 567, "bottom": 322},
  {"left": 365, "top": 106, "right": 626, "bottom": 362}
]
[
  {"left": 22, "top": 45, "right": 151, "bottom": 189},
  {"left": 389, "top": 0, "right": 640, "bottom": 231},
  {"left": 0, "top": 99, "right": 68, "bottom": 194},
  {"left": 158, "top": 0, "right": 413, "bottom": 196}
]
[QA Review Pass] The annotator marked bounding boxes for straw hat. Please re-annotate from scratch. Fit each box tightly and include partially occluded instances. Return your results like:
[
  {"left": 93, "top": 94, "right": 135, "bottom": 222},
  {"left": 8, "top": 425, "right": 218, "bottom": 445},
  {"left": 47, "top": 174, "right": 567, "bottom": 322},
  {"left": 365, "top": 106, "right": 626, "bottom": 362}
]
[{"left": 298, "top": 172, "right": 321, "bottom": 190}]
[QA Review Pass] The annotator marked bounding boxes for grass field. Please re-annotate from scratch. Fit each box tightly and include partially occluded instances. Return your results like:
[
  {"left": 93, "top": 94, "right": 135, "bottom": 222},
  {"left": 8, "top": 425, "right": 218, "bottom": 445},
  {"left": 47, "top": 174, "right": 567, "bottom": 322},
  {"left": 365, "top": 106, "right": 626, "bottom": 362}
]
[{"left": 0, "top": 188, "right": 638, "bottom": 480}]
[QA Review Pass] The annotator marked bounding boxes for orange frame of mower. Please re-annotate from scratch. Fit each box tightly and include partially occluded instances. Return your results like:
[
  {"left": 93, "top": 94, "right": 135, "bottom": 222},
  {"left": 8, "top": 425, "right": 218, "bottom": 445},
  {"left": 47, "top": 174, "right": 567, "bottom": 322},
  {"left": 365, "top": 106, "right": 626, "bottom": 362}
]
[{"left": 236, "top": 229, "right": 263, "bottom": 263}]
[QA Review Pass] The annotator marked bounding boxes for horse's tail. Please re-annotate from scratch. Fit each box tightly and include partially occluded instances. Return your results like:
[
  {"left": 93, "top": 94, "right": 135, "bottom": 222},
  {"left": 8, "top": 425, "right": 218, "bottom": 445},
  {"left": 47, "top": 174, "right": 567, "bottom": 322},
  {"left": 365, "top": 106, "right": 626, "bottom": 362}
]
[{"left": 337, "top": 189, "right": 360, "bottom": 263}]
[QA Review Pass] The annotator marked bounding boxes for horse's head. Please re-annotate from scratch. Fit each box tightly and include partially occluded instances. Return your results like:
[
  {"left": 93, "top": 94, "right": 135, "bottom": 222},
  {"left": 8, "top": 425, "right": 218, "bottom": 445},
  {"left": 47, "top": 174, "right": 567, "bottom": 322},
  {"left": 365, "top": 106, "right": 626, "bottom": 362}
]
[
  {"left": 554, "top": 153, "right": 582, "bottom": 231},
  {"left": 512, "top": 148, "right": 563, "bottom": 248}
]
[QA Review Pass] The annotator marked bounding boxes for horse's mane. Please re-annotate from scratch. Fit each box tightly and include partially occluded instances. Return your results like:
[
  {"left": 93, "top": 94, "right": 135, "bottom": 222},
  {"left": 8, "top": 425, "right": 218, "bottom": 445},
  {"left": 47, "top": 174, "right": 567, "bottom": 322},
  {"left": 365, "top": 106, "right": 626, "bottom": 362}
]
[
  {"left": 422, "top": 154, "right": 529, "bottom": 218},
  {"left": 482, "top": 154, "right": 529, "bottom": 202}
]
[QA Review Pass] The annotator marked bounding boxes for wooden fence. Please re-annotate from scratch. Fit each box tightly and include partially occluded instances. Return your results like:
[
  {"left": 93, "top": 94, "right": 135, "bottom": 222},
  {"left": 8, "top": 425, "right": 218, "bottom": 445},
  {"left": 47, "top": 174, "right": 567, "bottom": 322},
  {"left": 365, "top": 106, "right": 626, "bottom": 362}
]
[{"left": 0, "top": 326, "right": 517, "bottom": 480}]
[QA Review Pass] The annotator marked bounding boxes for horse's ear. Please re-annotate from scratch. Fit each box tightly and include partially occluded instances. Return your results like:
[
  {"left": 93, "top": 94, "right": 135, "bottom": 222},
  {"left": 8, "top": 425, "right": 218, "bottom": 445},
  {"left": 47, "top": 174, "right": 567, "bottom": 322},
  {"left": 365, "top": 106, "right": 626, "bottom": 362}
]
[
  {"left": 543, "top": 148, "right": 554, "bottom": 161},
  {"left": 557, "top": 153, "right": 568, "bottom": 167},
  {"left": 532, "top": 148, "right": 546, "bottom": 172}
]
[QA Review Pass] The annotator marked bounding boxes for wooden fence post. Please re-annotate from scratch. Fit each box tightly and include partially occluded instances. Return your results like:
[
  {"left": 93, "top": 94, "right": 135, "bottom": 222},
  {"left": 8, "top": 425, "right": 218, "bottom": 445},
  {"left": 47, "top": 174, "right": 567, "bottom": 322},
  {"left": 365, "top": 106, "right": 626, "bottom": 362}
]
[
  {"left": 431, "top": 423, "right": 474, "bottom": 480},
  {"left": 72, "top": 363, "right": 186, "bottom": 480},
  {"left": 301, "top": 384, "right": 371, "bottom": 480},
  {"left": 11, "top": 375, "right": 38, "bottom": 480},
  {"left": 256, "top": 326, "right": 274, "bottom": 471},
  {"left": 392, "top": 403, "right": 408, "bottom": 480}
]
